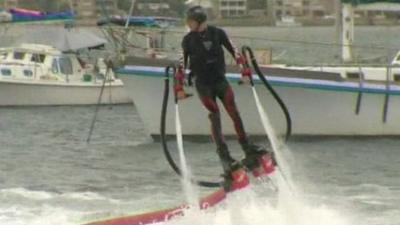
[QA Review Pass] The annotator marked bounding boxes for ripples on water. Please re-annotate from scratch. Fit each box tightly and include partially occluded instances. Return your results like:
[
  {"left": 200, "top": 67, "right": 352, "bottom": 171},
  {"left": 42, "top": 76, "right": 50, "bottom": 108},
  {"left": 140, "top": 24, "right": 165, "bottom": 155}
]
[
  {"left": 0, "top": 105, "right": 399, "bottom": 225},
  {"left": 0, "top": 22, "right": 400, "bottom": 225}
]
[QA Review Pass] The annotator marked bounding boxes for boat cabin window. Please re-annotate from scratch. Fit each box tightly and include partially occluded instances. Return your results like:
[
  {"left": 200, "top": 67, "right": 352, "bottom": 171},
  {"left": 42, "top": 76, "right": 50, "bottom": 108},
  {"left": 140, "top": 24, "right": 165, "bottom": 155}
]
[
  {"left": 51, "top": 57, "right": 73, "bottom": 75},
  {"left": 31, "top": 54, "right": 46, "bottom": 63},
  {"left": 346, "top": 72, "right": 360, "bottom": 80},
  {"left": 23, "top": 69, "right": 33, "bottom": 77},
  {"left": 13, "top": 52, "right": 25, "bottom": 60},
  {"left": 59, "top": 57, "right": 73, "bottom": 75},
  {"left": 0, "top": 52, "right": 7, "bottom": 60},
  {"left": 394, "top": 74, "right": 400, "bottom": 82},
  {"left": 51, "top": 59, "right": 59, "bottom": 74},
  {"left": 1, "top": 68, "right": 11, "bottom": 76}
]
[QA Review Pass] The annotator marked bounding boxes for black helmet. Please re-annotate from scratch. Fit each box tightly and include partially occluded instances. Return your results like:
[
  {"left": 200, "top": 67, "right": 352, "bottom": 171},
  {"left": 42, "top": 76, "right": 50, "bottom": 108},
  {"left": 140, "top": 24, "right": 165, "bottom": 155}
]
[{"left": 186, "top": 6, "right": 207, "bottom": 24}]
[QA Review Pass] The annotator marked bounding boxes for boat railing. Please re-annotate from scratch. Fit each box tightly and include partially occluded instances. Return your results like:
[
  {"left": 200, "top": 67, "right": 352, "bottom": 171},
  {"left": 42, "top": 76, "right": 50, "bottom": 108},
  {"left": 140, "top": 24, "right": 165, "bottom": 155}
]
[{"left": 103, "top": 26, "right": 400, "bottom": 69}]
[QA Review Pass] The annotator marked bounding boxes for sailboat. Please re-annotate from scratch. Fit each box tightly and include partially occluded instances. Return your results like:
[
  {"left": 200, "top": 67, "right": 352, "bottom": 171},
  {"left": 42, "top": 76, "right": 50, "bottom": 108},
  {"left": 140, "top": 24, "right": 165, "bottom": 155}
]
[{"left": 115, "top": 0, "right": 400, "bottom": 137}]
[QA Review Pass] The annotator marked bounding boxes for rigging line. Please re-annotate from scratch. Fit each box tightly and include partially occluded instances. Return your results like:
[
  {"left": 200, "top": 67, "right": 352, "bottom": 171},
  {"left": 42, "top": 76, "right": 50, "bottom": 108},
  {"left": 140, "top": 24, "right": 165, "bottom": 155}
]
[{"left": 125, "top": 28, "right": 399, "bottom": 52}]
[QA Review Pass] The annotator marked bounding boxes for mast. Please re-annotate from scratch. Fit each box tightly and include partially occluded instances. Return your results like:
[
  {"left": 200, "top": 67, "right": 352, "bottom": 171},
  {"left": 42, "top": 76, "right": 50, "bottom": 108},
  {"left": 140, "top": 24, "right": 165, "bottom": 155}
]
[
  {"left": 335, "top": 1, "right": 342, "bottom": 61},
  {"left": 125, "top": 0, "right": 136, "bottom": 29},
  {"left": 341, "top": 3, "right": 354, "bottom": 63}
]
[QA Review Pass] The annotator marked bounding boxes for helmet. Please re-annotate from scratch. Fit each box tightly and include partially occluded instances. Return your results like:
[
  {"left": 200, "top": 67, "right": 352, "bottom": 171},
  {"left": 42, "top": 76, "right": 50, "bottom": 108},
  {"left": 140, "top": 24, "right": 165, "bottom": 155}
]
[{"left": 186, "top": 6, "right": 207, "bottom": 24}]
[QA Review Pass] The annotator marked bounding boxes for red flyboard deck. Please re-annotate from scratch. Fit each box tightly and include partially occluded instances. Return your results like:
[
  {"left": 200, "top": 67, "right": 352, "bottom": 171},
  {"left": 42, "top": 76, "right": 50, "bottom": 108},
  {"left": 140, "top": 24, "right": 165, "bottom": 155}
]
[
  {"left": 83, "top": 189, "right": 226, "bottom": 225},
  {"left": 83, "top": 154, "right": 276, "bottom": 225}
]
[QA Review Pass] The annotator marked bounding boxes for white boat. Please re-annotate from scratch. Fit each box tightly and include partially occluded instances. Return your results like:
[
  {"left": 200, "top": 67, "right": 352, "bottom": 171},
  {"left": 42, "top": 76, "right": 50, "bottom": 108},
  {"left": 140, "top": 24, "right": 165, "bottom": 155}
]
[
  {"left": 275, "top": 16, "right": 302, "bottom": 27},
  {"left": 111, "top": 2, "right": 400, "bottom": 137},
  {"left": 116, "top": 57, "right": 400, "bottom": 137},
  {"left": 0, "top": 43, "right": 131, "bottom": 106},
  {"left": 267, "top": 49, "right": 400, "bottom": 83}
]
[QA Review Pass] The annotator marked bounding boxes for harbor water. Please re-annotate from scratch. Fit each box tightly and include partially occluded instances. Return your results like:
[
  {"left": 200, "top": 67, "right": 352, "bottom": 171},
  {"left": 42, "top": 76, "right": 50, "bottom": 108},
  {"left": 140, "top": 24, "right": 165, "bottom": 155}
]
[
  {"left": 1, "top": 24, "right": 400, "bottom": 225},
  {"left": 0, "top": 105, "right": 399, "bottom": 225}
]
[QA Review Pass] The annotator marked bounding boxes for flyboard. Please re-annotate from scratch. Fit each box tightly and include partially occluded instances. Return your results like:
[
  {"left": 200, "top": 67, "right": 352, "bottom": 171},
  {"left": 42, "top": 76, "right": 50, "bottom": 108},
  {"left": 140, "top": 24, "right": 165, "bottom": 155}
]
[
  {"left": 82, "top": 157, "right": 276, "bottom": 225},
  {"left": 82, "top": 46, "right": 291, "bottom": 225}
]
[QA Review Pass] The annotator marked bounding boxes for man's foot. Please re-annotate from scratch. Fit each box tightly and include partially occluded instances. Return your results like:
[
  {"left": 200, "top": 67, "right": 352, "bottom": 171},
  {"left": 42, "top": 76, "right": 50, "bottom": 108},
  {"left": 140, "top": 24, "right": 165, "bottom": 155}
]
[
  {"left": 221, "top": 161, "right": 249, "bottom": 192},
  {"left": 217, "top": 144, "right": 249, "bottom": 192},
  {"left": 241, "top": 142, "right": 268, "bottom": 170}
]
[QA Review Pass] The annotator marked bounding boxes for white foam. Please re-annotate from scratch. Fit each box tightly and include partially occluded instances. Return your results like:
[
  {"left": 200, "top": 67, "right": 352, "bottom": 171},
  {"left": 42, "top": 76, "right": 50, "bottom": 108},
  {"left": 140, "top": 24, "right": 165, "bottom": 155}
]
[
  {"left": 0, "top": 188, "right": 54, "bottom": 200},
  {"left": 159, "top": 87, "right": 355, "bottom": 225},
  {"left": 0, "top": 205, "right": 83, "bottom": 225},
  {"left": 61, "top": 192, "right": 119, "bottom": 203},
  {"left": 0, "top": 188, "right": 119, "bottom": 203},
  {"left": 162, "top": 186, "right": 352, "bottom": 225}
]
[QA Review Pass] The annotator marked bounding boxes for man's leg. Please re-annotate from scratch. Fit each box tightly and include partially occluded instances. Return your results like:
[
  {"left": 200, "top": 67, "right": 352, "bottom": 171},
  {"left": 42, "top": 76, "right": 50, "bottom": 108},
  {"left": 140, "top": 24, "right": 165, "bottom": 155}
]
[
  {"left": 216, "top": 80, "right": 247, "bottom": 144},
  {"left": 217, "top": 81, "right": 267, "bottom": 169},
  {"left": 195, "top": 82, "right": 236, "bottom": 173}
]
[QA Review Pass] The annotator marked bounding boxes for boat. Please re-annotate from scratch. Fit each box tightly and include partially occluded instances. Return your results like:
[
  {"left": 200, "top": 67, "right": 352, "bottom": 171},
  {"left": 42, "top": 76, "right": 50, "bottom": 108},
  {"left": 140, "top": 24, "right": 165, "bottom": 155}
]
[
  {"left": 116, "top": 56, "right": 400, "bottom": 137},
  {"left": 263, "top": 35, "right": 400, "bottom": 83},
  {"left": 97, "top": 15, "right": 181, "bottom": 28},
  {"left": 107, "top": 1, "right": 400, "bottom": 137},
  {"left": 0, "top": 43, "right": 130, "bottom": 106},
  {"left": 0, "top": 8, "right": 74, "bottom": 24}
]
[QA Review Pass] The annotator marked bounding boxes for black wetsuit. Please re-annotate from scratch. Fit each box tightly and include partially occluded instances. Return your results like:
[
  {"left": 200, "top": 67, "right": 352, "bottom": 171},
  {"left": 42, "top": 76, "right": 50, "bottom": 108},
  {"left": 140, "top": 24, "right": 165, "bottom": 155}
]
[
  {"left": 182, "top": 26, "right": 249, "bottom": 166},
  {"left": 182, "top": 25, "right": 235, "bottom": 85}
]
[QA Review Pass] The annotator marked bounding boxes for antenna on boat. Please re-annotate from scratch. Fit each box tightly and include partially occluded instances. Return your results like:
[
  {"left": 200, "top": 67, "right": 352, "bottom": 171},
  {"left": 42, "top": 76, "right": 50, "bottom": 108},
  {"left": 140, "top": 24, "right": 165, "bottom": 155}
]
[
  {"left": 382, "top": 52, "right": 392, "bottom": 123},
  {"left": 68, "top": 0, "right": 75, "bottom": 15},
  {"left": 86, "top": 60, "right": 113, "bottom": 143},
  {"left": 125, "top": 0, "right": 136, "bottom": 29}
]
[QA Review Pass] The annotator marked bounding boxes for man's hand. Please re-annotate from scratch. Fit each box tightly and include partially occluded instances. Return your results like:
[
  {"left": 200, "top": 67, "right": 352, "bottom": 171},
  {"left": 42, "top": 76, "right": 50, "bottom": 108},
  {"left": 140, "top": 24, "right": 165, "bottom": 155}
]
[
  {"left": 241, "top": 76, "right": 251, "bottom": 85},
  {"left": 240, "top": 67, "right": 252, "bottom": 85},
  {"left": 174, "top": 67, "right": 192, "bottom": 100},
  {"left": 236, "top": 54, "right": 246, "bottom": 66},
  {"left": 177, "top": 90, "right": 187, "bottom": 100}
]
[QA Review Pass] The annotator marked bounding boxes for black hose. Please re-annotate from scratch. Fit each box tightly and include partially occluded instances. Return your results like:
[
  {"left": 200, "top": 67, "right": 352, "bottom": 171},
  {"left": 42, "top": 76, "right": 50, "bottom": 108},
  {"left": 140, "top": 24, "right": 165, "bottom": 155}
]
[
  {"left": 160, "top": 65, "right": 221, "bottom": 188},
  {"left": 241, "top": 46, "right": 292, "bottom": 141}
]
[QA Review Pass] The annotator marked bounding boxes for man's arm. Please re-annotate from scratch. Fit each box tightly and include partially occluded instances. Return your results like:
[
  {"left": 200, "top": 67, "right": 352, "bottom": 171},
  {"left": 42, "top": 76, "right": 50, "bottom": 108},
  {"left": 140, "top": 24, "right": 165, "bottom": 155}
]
[
  {"left": 181, "top": 36, "right": 190, "bottom": 69},
  {"left": 219, "top": 28, "right": 252, "bottom": 84},
  {"left": 219, "top": 28, "right": 238, "bottom": 59},
  {"left": 180, "top": 35, "right": 193, "bottom": 86}
]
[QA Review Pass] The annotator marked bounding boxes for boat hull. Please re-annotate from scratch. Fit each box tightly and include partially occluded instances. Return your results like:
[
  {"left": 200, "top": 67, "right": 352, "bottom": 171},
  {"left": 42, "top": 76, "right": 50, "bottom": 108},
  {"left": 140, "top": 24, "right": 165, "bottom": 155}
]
[
  {"left": 118, "top": 65, "right": 400, "bottom": 136},
  {"left": 0, "top": 80, "right": 131, "bottom": 106}
]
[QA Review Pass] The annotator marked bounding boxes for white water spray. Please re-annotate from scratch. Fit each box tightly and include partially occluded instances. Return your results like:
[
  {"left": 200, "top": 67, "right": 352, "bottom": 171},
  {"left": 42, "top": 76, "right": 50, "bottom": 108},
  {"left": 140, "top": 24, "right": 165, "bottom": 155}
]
[
  {"left": 251, "top": 87, "right": 296, "bottom": 191},
  {"left": 175, "top": 104, "right": 199, "bottom": 208},
  {"left": 163, "top": 84, "right": 353, "bottom": 225}
]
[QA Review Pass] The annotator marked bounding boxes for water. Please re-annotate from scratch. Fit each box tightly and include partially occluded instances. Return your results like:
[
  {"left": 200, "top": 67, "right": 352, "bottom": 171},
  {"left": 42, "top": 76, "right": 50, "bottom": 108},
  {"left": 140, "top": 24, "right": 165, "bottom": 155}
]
[
  {"left": 1, "top": 24, "right": 400, "bottom": 225},
  {"left": 0, "top": 105, "right": 399, "bottom": 225}
]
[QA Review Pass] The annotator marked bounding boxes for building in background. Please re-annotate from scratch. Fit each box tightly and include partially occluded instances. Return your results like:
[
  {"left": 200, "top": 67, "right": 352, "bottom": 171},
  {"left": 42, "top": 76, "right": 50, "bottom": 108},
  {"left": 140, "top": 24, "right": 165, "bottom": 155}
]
[
  {"left": 247, "top": 0, "right": 267, "bottom": 18},
  {"left": 137, "top": 2, "right": 170, "bottom": 12},
  {"left": 219, "top": 0, "right": 248, "bottom": 18},
  {"left": 185, "top": 0, "right": 217, "bottom": 19},
  {"left": 268, "top": 0, "right": 335, "bottom": 25},
  {"left": 352, "top": 3, "right": 400, "bottom": 25},
  {"left": 3, "top": 0, "right": 18, "bottom": 9},
  {"left": 136, "top": 0, "right": 172, "bottom": 16},
  {"left": 71, "top": 0, "right": 118, "bottom": 23}
]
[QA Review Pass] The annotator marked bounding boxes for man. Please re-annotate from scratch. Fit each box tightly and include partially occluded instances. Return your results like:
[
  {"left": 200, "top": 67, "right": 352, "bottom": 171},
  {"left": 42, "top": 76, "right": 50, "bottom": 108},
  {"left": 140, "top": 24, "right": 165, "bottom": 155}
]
[{"left": 180, "top": 6, "right": 266, "bottom": 187}]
